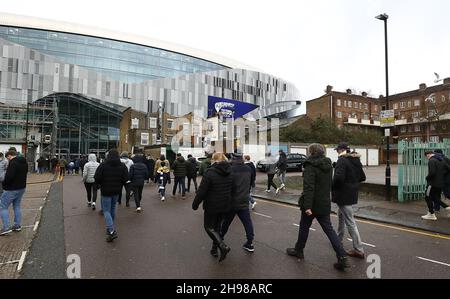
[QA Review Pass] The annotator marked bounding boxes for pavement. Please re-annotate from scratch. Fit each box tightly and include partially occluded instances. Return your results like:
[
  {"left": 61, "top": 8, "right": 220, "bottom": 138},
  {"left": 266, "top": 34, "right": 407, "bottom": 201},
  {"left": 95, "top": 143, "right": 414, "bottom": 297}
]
[{"left": 252, "top": 174, "right": 450, "bottom": 236}]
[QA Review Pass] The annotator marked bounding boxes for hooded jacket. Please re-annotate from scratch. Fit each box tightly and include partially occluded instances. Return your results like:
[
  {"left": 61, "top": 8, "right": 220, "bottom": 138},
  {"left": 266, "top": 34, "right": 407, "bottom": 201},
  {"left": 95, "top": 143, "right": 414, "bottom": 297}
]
[
  {"left": 120, "top": 156, "right": 134, "bottom": 171},
  {"left": 172, "top": 156, "right": 187, "bottom": 178},
  {"left": 298, "top": 154, "right": 333, "bottom": 216},
  {"left": 265, "top": 156, "right": 278, "bottom": 175},
  {"left": 426, "top": 155, "right": 448, "bottom": 188},
  {"left": 231, "top": 158, "right": 252, "bottom": 210},
  {"left": 154, "top": 159, "right": 170, "bottom": 176},
  {"left": 192, "top": 161, "right": 233, "bottom": 213},
  {"left": 332, "top": 152, "right": 366, "bottom": 206},
  {"left": 276, "top": 152, "right": 288, "bottom": 172},
  {"left": 94, "top": 154, "right": 129, "bottom": 196},
  {"left": 83, "top": 154, "right": 100, "bottom": 183},
  {"left": 186, "top": 157, "right": 198, "bottom": 178},
  {"left": 129, "top": 155, "right": 149, "bottom": 186},
  {"left": 3, "top": 156, "right": 28, "bottom": 191}
]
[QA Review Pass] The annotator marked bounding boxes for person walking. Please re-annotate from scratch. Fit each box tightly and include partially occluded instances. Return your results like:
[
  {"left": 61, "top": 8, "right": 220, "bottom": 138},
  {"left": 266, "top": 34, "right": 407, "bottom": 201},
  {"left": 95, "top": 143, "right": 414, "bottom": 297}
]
[
  {"left": 332, "top": 142, "right": 367, "bottom": 259},
  {"left": 37, "top": 156, "right": 45, "bottom": 174},
  {"left": 129, "top": 155, "right": 148, "bottom": 212},
  {"left": 244, "top": 155, "right": 257, "bottom": 210},
  {"left": 82, "top": 154, "right": 100, "bottom": 210},
  {"left": 265, "top": 153, "right": 279, "bottom": 194},
  {"left": 94, "top": 149, "right": 129, "bottom": 242},
  {"left": 50, "top": 156, "right": 58, "bottom": 174},
  {"left": 192, "top": 153, "right": 233, "bottom": 262},
  {"left": 276, "top": 149, "right": 288, "bottom": 192},
  {"left": 0, "top": 153, "right": 8, "bottom": 197},
  {"left": 286, "top": 143, "right": 349, "bottom": 271},
  {"left": 422, "top": 150, "right": 450, "bottom": 220},
  {"left": 0, "top": 150, "right": 28, "bottom": 235},
  {"left": 156, "top": 161, "right": 171, "bottom": 201},
  {"left": 154, "top": 155, "right": 170, "bottom": 178},
  {"left": 186, "top": 154, "right": 198, "bottom": 193},
  {"left": 172, "top": 153, "right": 187, "bottom": 198},
  {"left": 432, "top": 149, "right": 450, "bottom": 210},
  {"left": 198, "top": 153, "right": 212, "bottom": 176},
  {"left": 220, "top": 153, "right": 255, "bottom": 252},
  {"left": 58, "top": 157, "right": 67, "bottom": 177},
  {"left": 74, "top": 158, "right": 81, "bottom": 175},
  {"left": 119, "top": 152, "right": 134, "bottom": 206},
  {"left": 145, "top": 155, "right": 155, "bottom": 183}
]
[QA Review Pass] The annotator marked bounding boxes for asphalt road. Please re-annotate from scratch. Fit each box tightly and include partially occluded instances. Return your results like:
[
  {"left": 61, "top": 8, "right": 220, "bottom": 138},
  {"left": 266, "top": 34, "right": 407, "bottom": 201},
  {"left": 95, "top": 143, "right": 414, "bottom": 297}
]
[{"left": 56, "top": 175, "right": 450, "bottom": 279}]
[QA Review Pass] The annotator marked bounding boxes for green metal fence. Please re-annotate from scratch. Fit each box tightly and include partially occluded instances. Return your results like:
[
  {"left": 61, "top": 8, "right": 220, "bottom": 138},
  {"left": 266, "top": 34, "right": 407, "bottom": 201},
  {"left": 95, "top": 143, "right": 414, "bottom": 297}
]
[{"left": 398, "top": 139, "right": 450, "bottom": 202}]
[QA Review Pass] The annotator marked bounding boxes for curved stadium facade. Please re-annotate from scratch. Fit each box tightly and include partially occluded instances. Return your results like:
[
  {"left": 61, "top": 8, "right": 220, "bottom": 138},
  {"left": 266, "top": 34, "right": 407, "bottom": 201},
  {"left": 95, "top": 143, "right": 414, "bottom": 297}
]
[{"left": 0, "top": 12, "right": 301, "bottom": 157}]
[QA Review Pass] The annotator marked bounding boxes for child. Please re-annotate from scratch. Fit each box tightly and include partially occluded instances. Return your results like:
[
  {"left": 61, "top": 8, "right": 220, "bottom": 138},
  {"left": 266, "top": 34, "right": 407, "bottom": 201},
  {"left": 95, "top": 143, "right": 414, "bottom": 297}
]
[{"left": 156, "top": 161, "right": 171, "bottom": 201}]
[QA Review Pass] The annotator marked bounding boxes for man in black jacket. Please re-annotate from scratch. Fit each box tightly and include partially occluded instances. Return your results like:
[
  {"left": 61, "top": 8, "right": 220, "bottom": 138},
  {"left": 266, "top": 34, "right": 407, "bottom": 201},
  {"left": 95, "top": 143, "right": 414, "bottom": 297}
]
[
  {"left": 129, "top": 155, "right": 149, "bottom": 212},
  {"left": 422, "top": 150, "right": 449, "bottom": 220},
  {"left": 220, "top": 153, "right": 255, "bottom": 252},
  {"left": 172, "top": 153, "right": 187, "bottom": 197},
  {"left": 332, "top": 142, "right": 366, "bottom": 259},
  {"left": 433, "top": 149, "right": 450, "bottom": 210},
  {"left": 0, "top": 150, "right": 28, "bottom": 235},
  {"left": 186, "top": 155, "right": 198, "bottom": 193},
  {"left": 94, "top": 149, "right": 129, "bottom": 242},
  {"left": 276, "top": 150, "right": 288, "bottom": 191},
  {"left": 244, "top": 155, "right": 257, "bottom": 210},
  {"left": 192, "top": 153, "right": 233, "bottom": 262}
]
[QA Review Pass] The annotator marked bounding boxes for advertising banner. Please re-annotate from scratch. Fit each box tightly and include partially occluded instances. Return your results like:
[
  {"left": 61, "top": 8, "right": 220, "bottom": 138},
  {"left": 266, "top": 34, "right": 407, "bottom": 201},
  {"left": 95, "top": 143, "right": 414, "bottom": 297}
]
[{"left": 207, "top": 96, "right": 259, "bottom": 120}]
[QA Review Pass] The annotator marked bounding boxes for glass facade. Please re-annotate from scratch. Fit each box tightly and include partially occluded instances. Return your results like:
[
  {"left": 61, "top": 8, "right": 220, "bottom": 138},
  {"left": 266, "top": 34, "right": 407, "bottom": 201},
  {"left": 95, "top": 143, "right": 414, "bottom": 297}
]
[{"left": 0, "top": 26, "right": 226, "bottom": 83}]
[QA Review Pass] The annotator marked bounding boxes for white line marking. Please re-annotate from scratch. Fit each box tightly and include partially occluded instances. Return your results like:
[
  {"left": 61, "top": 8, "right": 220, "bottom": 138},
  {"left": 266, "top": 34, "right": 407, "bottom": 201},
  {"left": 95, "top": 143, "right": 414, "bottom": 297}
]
[
  {"left": 39, "top": 206, "right": 43, "bottom": 211},
  {"left": 33, "top": 221, "right": 40, "bottom": 231},
  {"left": 47, "top": 190, "right": 49, "bottom": 194},
  {"left": 347, "top": 238, "right": 376, "bottom": 248},
  {"left": 0, "top": 260, "right": 20, "bottom": 265},
  {"left": 21, "top": 225, "right": 35, "bottom": 229},
  {"left": 254, "top": 212, "right": 272, "bottom": 219},
  {"left": 417, "top": 256, "right": 450, "bottom": 267},
  {"left": 292, "top": 224, "right": 316, "bottom": 231},
  {"left": 17, "top": 251, "right": 27, "bottom": 272}
]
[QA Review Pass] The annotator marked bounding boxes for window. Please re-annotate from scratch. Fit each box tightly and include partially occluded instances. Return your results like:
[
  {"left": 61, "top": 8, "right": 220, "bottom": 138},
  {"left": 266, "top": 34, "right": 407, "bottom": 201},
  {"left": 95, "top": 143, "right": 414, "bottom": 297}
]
[
  {"left": 413, "top": 137, "right": 422, "bottom": 143},
  {"left": 401, "top": 114, "right": 406, "bottom": 119},
  {"left": 429, "top": 136, "right": 439, "bottom": 143},
  {"left": 359, "top": 103, "right": 363, "bottom": 110},
  {"left": 412, "top": 111, "right": 420, "bottom": 118},
  {"left": 141, "top": 132, "right": 149, "bottom": 145},
  {"left": 374, "top": 105, "right": 378, "bottom": 112},
  {"left": 148, "top": 117, "right": 157, "bottom": 129},
  {"left": 336, "top": 111, "right": 342, "bottom": 118},
  {"left": 442, "top": 95, "right": 446, "bottom": 103},
  {"left": 106, "top": 82, "right": 111, "bottom": 97},
  {"left": 344, "top": 101, "right": 347, "bottom": 107},
  {"left": 131, "top": 118, "right": 139, "bottom": 129},
  {"left": 167, "top": 119, "right": 174, "bottom": 130},
  {"left": 337, "top": 99, "right": 341, "bottom": 106},
  {"left": 393, "top": 103, "right": 398, "bottom": 110},
  {"left": 364, "top": 103, "right": 368, "bottom": 110},
  {"left": 400, "top": 126, "right": 407, "bottom": 133},
  {"left": 348, "top": 101, "right": 352, "bottom": 108},
  {"left": 430, "top": 124, "right": 436, "bottom": 131},
  {"left": 414, "top": 99, "right": 420, "bottom": 106},
  {"left": 428, "top": 110, "right": 436, "bottom": 117},
  {"left": 414, "top": 125, "right": 421, "bottom": 132},
  {"left": 400, "top": 102, "right": 405, "bottom": 109},
  {"left": 408, "top": 101, "right": 412, "bottom": 108}
]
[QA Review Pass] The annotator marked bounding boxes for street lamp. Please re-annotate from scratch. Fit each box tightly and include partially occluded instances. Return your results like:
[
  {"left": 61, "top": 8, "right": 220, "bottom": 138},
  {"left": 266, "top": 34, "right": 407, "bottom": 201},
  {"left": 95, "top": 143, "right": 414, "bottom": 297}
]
[{"left": 376, "top": 13, "right": 391, "bottom": 201}]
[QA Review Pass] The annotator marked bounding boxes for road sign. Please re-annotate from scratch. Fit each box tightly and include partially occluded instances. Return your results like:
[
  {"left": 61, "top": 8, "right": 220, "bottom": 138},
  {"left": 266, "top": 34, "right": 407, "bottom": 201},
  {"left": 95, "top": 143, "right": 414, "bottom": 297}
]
[{"left": 380, "top": 110, "right": 395, "bottom": 128}]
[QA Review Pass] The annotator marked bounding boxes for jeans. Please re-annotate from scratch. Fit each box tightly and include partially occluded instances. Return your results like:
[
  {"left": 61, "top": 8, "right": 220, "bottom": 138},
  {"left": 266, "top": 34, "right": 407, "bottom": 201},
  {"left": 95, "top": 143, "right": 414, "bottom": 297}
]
[
  {"left": 84, "top": 183, "right": 98, "bottom": 203},
  {"left": 221, "top": 208, "right": 254, "bottom": 244},
  {"left": 132, "top": 185, "right": 144, "bottom": 208},
  {"left": 187, "top": 176, "right": 198, "bottom": 192},
  {"left": 173, "top": 177, "right": 186, "bottom": 196},
  {"left": 278, "top": 171, "right": 286, "bottom": 185},
  {"left": 267, "top": 174, "right": 278, "bottom": 190},
  {"left": 337, "top": 205, "right": 364, "bottom": 253},
  {"left": 295, "top": 212, "right": 347, "bottom": 258},
  {"left": 101, "top": 195, "right": 119, "bottom": 233},
  {"left": 425, "top": 186, "right": 443, "bottom": 214},
  {"left": 204, "top": 211, "right": 227, "bottom": 246},
  {"left": 0, "top": 189, "right": 26, "bottom": 230}
]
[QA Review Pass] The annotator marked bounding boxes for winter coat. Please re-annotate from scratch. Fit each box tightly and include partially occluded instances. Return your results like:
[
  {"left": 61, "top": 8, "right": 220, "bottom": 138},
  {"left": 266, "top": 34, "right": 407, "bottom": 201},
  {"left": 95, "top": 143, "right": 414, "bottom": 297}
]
[
  {"left": 332, "top": 152, "right": 366, "bottom": 206},
  {"left": 276, "top": 152, "right": 288, "bottom": 172},
  {"left": 231, "top": 159, "right": 252, "bottom": 210},
  {"left": 172, "top": 156, "right": 187, "bottom": 178},
  {"left": 186, "top": 157, "right": 198, "bottom": 178},
  {"left": 2, "top": 156, "right": 28, "bottom": 191},
  {"left": 266, "top": 156, "right": 278, "bottom": 175},
  {"left": 298, "top": 154, "right": 333, "bottom": 216},
  {"left": 94, "top": 156, "right": 129, "bottom": 196},
  {"left": 120, "top": 157, "right": 134, "bottom": 171},
  {"left": 129, "top": 156, "right": 149, "bottom": 187},
  {"left": 0, "top": 158, "right": 8, "bottom": 182},
  {"left": 192, "top": 161, "right": 233, "bottom": 213},
  {"left": 426, "top": 155, "right": 448, "bottom": 189},
  {"left": 37, "top": 157, "right": 45, "bottom": 168},
  {"left": 198, "top": 158, "right": 211, "bottom": 176},
  {"left": 59, "top": 159, "right": 67, "bottom": 168},
  {"left": 156, "top": 166, "right": 171, "bottom": 186},
  {"left": 154, "top": 159, "right": 170, "bottom": 176},
  {"left": 145, "top": 158, "right": 155, "bottom": 179},
  {"left": 83, "top": 154, "right": 100, "bottom": 183}
]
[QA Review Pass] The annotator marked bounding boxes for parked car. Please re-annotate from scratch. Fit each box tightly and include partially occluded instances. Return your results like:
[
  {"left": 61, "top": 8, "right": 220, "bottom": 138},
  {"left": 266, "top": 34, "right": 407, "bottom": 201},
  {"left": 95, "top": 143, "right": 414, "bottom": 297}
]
[{"left": 256, "top": 153, "right": 307, "bottom": 172}]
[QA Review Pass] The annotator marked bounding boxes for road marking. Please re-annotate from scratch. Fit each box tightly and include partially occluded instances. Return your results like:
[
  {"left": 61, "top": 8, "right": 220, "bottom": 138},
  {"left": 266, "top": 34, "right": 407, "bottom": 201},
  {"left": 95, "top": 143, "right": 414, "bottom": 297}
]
[
  {"left": 0, "top": 259, "right": 20, "bottom": 265},
  {"left": 33, "top": 221, "right": 40, "bottom": 231},
  {"left": 254, "top": 212, "right": 272, "bottom": 219},
  {"left": 39, "top": 206, "right": 43, "bottom": 211},
  {"left": 257, "top": 199, "right": 450, "bottom": 241},
  {"left": 17, "top": 251, "right": 27, "bottom": 272},
  {"left": 347, "top": 238, "right": 376, "bottom": 248},
  {"left": 292, "top": 223, "right": 316, "bottom": 231},
  {"left": 416, "top": 256, "right": 450, "bottom": 267}
]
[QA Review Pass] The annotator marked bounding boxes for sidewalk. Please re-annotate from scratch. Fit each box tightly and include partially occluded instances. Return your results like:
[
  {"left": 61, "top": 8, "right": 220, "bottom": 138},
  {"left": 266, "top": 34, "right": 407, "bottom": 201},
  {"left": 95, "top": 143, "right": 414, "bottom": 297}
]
[
  {"left": 253, "top": 179, "right": 450, "bottom": 236},
  {"left": 0, "top": 173, "right": 56, "bottom": 278}
]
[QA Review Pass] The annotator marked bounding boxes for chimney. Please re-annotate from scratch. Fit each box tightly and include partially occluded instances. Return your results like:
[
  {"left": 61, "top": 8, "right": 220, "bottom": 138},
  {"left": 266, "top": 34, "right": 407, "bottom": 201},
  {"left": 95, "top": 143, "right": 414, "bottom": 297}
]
[
  {"left": 444, "top": 78, "right": 450, "bottom": 85},
  {"left": 362, "top": 91, "right": 368, "bottom": 97},
  {"left": 419, "top": 83, "right": 427, "bottom": 90},
  {"left": 346, "top": 89, "right": 352, "bottom": 95},
  {"left": 326, "top": 85, "right": 333, "bottom": 93}
]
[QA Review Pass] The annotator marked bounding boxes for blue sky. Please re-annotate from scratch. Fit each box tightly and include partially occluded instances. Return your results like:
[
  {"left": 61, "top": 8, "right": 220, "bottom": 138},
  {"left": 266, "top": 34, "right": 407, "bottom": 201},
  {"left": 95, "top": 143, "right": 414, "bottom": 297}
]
[{"left": 2, "top": 0, "right": 449, "bottom": 113}]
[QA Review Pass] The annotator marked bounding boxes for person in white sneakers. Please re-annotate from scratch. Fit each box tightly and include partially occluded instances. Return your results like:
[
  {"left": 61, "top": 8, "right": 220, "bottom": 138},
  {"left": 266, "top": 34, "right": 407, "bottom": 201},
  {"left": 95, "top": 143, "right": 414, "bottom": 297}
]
[
  {"left": 156, "top": 161, "right": 171, "bottom": 201},
  {"left": 82, "top": 154, "right": 100, "bottom": 210},
  {"left": 276, "top": 150, "right": 288, "bottom": 193},
  {"left": 422, "top": 150, "right": 448, "bottom": 220},
  {"left": 265, "top": 153, "right": 279, "bottom": 193}
]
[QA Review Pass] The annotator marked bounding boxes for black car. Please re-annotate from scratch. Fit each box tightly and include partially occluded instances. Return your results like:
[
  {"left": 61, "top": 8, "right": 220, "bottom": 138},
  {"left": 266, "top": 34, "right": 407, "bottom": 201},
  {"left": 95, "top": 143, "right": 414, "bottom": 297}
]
[{"left": 257, "top": 153, "right": 307, "bottom": 172}]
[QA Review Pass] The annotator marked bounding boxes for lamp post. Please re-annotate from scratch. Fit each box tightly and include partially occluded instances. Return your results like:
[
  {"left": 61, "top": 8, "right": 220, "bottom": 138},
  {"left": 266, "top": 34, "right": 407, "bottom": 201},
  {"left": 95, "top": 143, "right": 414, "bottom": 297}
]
[{"left": 376, "top": 13, "right": 391, "bottom": 201}]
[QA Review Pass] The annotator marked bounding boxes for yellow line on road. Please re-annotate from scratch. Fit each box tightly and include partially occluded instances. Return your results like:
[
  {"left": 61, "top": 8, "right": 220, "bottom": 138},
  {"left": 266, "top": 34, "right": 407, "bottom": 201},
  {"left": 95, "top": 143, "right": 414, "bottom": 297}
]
[{"left": 257, "top": 199, "right": 450, "bottom": 241}]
